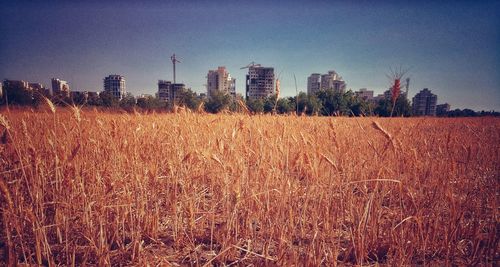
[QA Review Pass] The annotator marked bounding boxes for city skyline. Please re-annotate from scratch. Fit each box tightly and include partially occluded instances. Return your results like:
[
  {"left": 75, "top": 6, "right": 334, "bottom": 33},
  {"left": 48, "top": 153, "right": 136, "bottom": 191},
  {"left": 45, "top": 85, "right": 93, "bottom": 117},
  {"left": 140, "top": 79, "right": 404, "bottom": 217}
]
[{"left": 1, "top": 1, "right": 499, "bottom": 111}]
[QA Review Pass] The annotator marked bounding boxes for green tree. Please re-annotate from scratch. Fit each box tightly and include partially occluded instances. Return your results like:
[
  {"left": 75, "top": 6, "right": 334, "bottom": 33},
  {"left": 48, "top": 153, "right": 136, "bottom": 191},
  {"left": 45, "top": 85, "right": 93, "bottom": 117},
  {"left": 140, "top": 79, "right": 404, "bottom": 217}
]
[
  {"left": 297, "top": 92, "right": 322, "bottom": 115},
  {"left": 177, "top": 88, "right": 201, "bottom": 110},
  {"left": 374, "top": 95, "right": 411, "bottom": 117},
  {"left": 276, "top": 97, "right": 294, "bottom": 114},
  {"left": 350, "top": 98, "right": 373, "bottom": 116},
  {"left": 119, "top": 93, "right": 136, "bottom": 111},
  {"left": 263, "top": 94, "right": 277, "bottom": 113},
  {"left": 136, "top": 95, "right": 166, "bottom": 110},
  {"left": 205, "top": 91, "right": 231, "bottom": 113},
  {"left": 99, "top": 91, "right": 119, "bottom": 108},
  {"left": 2, "top": 83, "right": 33, "bottom": 106},
  {"left": 246, "top": 98, "right": 265, "bottom": 113},
  {"left": 87, "top": 93, "right": 102, "bottom": 106}
]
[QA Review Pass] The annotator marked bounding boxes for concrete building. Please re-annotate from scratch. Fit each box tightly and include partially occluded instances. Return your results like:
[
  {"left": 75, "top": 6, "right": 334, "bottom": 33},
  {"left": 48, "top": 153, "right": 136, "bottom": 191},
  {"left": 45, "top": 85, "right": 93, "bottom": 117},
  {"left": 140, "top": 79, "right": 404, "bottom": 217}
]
[
  {"left": 207, "top": 66, "right": 236, "bottom": 98},
  {"left": 2, "top": 79, "right": 50, "bottom": 104},
  {"left": 2, "top": 80, "right": 29, "bottom": 104},
  {"left": 51, "top": 78, "right": 70, "bottom": 97},
  {"left": 3, "top": 80, "right": 28, "bottom": 90},
  {"left": 307, "top": 73, "right": 321, "bottom": 95},
  {"left": 70, "top": 91, "right": 88, "bottom": 101},
  {"left": 158, "top": 80, "right": 185, "bottom": 103},
  {"left": 29, "top": 83, "right": 50, "bottom": 96},
  {"left": 246, "top": 66, "right": 274, "bottom": 100},
  {"left": 103, "top": 75, "right": 126, "bottom": 99},
  {"left": 412, "top": 88, "right": 437, "bottom": 116},
  {"left": 355, "top": 88, "right": 374, "bottom": 101},
  {"left": 320, "top": 70, "right": 346, "bottom": 93}
]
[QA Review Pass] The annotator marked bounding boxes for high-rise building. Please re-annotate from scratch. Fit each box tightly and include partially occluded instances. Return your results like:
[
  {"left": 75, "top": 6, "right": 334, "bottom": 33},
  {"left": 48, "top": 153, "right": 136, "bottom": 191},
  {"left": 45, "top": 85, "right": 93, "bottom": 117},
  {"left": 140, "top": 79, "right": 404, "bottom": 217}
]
[
  {"left": 355, "top": 88, "right": 374, "bottom": 101},
  {"left": 51, "top": 78, "right": 70, "bottom": 97},
  {"left": 307, "top": 70, "right": 347, "bottom": 95},
  {"left": 320, "top": 70, "right": 346, "bottom": 93},
  {"left": 412, "top": 88, "right": 437, "bottom": 116},
  {"left": 158, "top": 80, "right": 185, "bottom": 103},
  {"left": 307, "top": 73, "right": 321, "bottom": 95},
  {"left": 246, "top": 66, "right": 274, "bottom": 100},
  {"left": 103, "top": 75, "right": 126, "bottom": 99},
  {"left": 207, "top": 66, "right": 236, "bottom": 98}
]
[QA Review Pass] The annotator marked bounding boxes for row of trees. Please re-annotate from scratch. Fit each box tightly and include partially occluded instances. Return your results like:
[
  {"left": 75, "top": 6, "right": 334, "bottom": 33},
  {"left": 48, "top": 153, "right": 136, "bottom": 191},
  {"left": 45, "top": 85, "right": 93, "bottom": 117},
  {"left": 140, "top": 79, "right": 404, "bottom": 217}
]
[
  {"left": 204, "top": 90, "right": 412, "bottom": 117},
  {"left": 1, "top": 84, "right": 497, "bottom": 117}
]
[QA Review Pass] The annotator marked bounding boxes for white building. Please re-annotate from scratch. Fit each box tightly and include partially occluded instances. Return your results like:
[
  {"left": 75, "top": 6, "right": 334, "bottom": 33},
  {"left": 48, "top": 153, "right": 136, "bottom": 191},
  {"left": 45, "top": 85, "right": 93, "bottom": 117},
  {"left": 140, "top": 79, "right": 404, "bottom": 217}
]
[
  {"left": 51, "top": 78, "right": 70, "bottom": 97},
  {"left": 103, "top": 75, "right": 126, "bottom": 99},
  {"left": 307, "top": 73, "right": 321, "bottom": 95},
  {"left": 246, "top": 66, "right": 274, "bottom": 100},
  {"left": 207, "top": 66, "right": 236, "bottom": 98},
  {"left": 320, "top": 70, "right": 346, "bottom": 93}
]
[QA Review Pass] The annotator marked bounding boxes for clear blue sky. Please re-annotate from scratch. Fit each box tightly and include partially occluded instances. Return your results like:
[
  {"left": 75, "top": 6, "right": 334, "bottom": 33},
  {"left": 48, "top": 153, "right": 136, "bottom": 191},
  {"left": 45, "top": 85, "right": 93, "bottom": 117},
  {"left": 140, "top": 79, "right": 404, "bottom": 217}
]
[{"left": 1, "top": 0, "right": 499, "bottom": 110}]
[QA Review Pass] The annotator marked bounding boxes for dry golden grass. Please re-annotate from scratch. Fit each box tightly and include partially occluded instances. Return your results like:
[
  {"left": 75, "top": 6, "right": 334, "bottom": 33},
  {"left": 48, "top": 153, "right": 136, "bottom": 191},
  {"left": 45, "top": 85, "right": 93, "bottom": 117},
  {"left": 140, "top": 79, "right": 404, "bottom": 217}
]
[{"left": 0, "top": 108, "right": 498, "bottom": 266}]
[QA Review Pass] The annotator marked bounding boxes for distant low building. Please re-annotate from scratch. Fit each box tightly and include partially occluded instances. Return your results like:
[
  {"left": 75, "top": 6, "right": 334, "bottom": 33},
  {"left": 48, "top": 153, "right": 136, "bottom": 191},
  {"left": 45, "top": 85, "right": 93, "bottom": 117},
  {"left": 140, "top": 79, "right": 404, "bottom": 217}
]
[
  {"left": 355, "top": 88, "right": 374, "bottom": 101},
  {"left": 373, "top": 93, "right": 385, "bottom": 102},
  {"left": 2, "top": 79, "right": 49, "bottom": 105},
  {"left": 30, "top": 83, "right": 51, "bottom": 96},
  {"left": 137, "top": 94, "right": 153, "bottom": 99},
  {"left": 87, "top": 91, "right": 100, "bottom": 98},
  {"left": 198, "top": 93, "right": 207, "bottom": 100},
  {"left": 51, "top": 78, "right": 70, "bottom": 97},
  {"left": 412, "top": 88, "right": 437, "bottom": 116}
]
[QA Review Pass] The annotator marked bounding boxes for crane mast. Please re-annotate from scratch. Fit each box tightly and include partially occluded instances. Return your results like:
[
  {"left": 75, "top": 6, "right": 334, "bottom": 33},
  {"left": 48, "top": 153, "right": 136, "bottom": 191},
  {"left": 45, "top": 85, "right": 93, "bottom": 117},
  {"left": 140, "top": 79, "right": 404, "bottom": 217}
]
[{"left": 171, "top": 54, "right": 181, "bottom": 84}]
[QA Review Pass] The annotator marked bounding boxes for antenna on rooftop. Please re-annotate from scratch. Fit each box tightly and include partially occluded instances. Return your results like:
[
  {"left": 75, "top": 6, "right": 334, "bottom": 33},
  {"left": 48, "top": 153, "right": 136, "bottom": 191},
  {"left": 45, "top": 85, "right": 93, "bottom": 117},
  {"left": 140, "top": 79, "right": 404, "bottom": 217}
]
[{"left": 405, "top": 77, "right": 410, "bottom": 100}]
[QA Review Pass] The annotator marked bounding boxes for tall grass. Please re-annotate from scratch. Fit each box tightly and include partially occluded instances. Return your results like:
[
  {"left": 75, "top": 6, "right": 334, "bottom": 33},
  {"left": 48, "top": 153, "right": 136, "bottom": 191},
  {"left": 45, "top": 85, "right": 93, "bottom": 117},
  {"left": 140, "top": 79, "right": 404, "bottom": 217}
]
[{"left": 0, "top": 108, "right": 498, "bottom": 265}]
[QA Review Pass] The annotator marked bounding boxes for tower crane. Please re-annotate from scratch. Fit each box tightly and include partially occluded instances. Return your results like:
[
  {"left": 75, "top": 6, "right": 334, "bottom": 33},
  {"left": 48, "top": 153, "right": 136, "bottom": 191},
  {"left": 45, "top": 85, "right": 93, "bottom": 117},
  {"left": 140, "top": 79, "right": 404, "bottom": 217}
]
[
  {"left": 240, "top": 61, "right": 261, "bottom": 69},
  {"left": 405, "top": 77, "right": 410, "bottom": 99},
  {"left": 171, "top": 54, "right": 181, "bottom": 84}
]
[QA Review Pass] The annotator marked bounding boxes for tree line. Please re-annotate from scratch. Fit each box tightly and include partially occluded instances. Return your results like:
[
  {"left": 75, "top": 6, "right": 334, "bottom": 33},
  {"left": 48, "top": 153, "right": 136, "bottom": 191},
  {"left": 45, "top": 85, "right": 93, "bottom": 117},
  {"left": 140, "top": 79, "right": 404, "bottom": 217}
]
[{"left": 1, "top": 84, "right": 498, "bottom": 117}]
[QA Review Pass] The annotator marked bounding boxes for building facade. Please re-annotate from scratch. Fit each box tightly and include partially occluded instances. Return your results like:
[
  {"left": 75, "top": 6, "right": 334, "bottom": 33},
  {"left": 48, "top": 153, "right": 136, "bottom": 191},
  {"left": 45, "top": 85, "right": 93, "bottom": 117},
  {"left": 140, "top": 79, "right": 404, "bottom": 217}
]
[
  {"left": 320, "top": 70, "right": 346, "bottom": 93},
  {"left": 158, "top": 80, "right": 185, "bottom": 103},
  {"left": 207, "top": 66, "right": 236, "bottom": 98},
  {"left": 355, "top": 88, "right": 374, "bottom": 101},
  {"left": 2, "top": 79, "right": 50, "bottom": 104},
  {"left": 412, "top": 88, "right": 437, "bottom": 116},
  {"left": 51, "top": 78, "right": 70, "bottom": 97},
  {"left": 307, "top": 70, "right": 347, "bottom": 95},
  {"left": 307, "top": 73, "right": 321, "bottom": 95},
  {"left": 246, "top": 66, "right": 274, "bottom": 100},
  {"left": 103, "top": 75, "right": 126, "bottom": 99}
]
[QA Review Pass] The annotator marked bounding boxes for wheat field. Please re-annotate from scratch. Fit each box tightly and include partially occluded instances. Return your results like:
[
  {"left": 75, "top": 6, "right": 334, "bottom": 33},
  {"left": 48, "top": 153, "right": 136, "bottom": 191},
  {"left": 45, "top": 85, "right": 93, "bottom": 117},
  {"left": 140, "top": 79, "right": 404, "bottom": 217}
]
[{"left": 0, "top": 108, "right": 498, "bottom": 266}]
